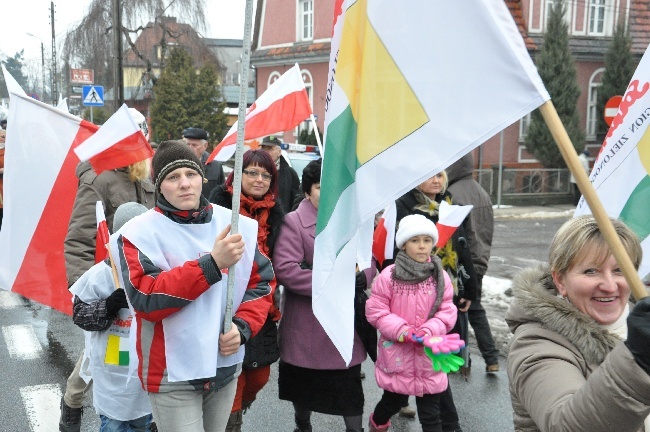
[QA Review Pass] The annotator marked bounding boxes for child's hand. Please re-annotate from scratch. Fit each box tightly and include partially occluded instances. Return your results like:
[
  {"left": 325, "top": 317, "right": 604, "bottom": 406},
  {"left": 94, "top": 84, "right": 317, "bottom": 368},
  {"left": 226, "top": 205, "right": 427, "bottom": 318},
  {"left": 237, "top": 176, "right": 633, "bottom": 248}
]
[
  {"left": 415, "top": 329, "right": 430, "bottom": 342},
  {"left": 398, "top": 327, "right": 417, "bottom": 343}
]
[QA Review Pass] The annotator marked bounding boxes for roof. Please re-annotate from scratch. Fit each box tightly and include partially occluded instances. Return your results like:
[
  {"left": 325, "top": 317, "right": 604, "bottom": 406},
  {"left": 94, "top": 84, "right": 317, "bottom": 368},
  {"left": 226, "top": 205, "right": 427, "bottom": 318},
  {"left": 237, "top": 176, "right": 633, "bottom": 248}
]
[
  {"left": 251, "top": 42, "right": 331, "bottom": 66},
  {"left": 506, "top": 0, "right": 538, "bottom": 50},
  {"left": 629, "top": 0, "right": 650, "bottom": 55}
]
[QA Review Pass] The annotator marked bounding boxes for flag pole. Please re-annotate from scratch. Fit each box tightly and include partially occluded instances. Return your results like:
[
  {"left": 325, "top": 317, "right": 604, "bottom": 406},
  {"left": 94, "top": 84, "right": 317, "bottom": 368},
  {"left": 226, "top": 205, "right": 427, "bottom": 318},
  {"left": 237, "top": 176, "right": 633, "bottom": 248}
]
[
  {"left": 309, "top": 114, "right": 324, "bottom": 156},
  {"left": 223, "top": 0, "right": 255, "bottom": 333},
  {"left": 539, "top": 100, "right": 647, "bottom": 301}
]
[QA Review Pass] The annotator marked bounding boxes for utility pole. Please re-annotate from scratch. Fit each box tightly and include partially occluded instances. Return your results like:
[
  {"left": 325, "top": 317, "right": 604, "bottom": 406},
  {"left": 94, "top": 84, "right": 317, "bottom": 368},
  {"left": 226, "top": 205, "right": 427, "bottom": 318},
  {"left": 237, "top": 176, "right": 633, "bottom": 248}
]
[
  {"left": 113, "top": 0, "right": 124, "bottom": 110},
  {"left": 26, "top": 33, "right": 46, "bottom": 101},
  {"left": 50, "top": 1, "right": 57, "bottom": 104}
]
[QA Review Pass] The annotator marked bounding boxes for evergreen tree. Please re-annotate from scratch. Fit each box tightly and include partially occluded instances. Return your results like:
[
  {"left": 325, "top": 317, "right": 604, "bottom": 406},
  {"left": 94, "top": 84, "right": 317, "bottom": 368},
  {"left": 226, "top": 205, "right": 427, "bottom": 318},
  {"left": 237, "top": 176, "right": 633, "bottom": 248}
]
[
  {"left": 597, "top": 22, "right": 634, "bottom": 136},
  {"left": 0, "top": 51, "right": 29, "bottom": 98},
  {"left": 524, "top": 0, "right": 585, "bottom": 167},
  {"left": 298, "top": 128, "right": 322, "bottom": 148},
  {"left": 150, "top": 48, "right": 227, "bottom": 143}
]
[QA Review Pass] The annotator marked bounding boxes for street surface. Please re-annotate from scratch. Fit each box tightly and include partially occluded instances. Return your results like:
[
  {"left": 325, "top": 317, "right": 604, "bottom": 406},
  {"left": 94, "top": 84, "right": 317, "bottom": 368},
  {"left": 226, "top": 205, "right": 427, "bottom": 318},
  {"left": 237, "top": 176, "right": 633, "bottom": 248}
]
[{"left": 0, "top": 210, "right": 571, "bottom": 431}]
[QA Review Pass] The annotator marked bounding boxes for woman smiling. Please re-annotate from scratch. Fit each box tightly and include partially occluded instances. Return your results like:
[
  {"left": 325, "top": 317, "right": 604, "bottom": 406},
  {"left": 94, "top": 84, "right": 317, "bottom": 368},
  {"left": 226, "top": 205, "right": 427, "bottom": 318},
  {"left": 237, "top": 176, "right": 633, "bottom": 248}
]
[{"left": 507, "top": 216, "right": 650, "bottom": 432}]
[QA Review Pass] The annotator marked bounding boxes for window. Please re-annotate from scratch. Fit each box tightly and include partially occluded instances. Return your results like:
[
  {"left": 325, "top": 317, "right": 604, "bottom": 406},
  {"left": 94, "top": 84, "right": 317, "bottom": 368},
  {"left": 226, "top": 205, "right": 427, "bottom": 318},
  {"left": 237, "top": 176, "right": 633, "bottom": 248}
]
[
  {"left": 588, "top": 0, "right": 607, "bottom": 35},
  {"left": 299, "top": 0, "right": 314, "bottom": 41},
  {"left": 587, "top": 69, "right": 604, "bottom": 138},
  {"left": 519, "top": 113, "right": 532, "bottom": 142}
]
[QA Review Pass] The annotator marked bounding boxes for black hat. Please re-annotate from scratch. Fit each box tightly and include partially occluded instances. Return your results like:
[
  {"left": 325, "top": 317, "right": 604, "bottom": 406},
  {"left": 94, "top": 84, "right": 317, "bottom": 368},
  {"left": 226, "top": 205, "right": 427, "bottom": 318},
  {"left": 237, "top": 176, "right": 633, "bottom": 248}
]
[
  {"left": 181, "top": 127, "right": 209, "bottom": 140},
  {"left": 261, "top": 135, "right": 282, "bottom": 147},
  {"left": 152, "top": 140, "right": 205, "bottom": 194}
]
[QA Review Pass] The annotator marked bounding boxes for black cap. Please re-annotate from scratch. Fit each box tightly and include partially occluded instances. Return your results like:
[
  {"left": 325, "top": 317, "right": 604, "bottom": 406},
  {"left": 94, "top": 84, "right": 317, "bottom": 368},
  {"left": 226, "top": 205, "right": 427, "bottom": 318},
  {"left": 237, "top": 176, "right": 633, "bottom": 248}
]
[
  {"left": 182, "top": 127, "right": 208, "bottom": 140},
  {"left": 261, "top": 135, "right": 282, "bottom": 147},
  {"left": 152, "top": 140, "right": 205, "bottom": 195}
]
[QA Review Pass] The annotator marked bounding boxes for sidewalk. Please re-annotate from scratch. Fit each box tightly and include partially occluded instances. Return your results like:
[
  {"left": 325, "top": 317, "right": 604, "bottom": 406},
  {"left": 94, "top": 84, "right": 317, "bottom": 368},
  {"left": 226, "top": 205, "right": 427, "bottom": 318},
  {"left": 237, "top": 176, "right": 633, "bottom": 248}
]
[{"left": 493, "top": 204, "right": 575, "bottom": 219}]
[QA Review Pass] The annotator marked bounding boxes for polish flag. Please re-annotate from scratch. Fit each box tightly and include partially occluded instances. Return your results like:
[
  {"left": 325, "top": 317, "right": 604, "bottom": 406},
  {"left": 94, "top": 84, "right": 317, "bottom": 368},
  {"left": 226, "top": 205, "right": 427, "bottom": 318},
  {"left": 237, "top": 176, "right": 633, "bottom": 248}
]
[
  {"left": 436, "top": 201, "right": 473, "bottom": 248},
  {"left": 74, "top": 104, "right": 153, "bottom": 175},
  {"left": 207, "top": 63, "right": 312, "bottom": 162},
  {"left": 372, "top": 202, "right": 397, "bottom": 266},
  {"left": 95, "top": 201, "right": 110, "bottom": 263},
  {"left": 0, "top": 86, "right": 98, "bottom": 315}
]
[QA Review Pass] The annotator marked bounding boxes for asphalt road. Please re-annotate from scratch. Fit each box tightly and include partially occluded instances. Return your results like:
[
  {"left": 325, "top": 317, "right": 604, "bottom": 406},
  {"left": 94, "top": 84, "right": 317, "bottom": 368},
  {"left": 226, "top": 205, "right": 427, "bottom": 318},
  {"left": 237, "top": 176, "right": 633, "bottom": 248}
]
[{"left": 0, "top": 213, "right": 571, "bottom": 432}]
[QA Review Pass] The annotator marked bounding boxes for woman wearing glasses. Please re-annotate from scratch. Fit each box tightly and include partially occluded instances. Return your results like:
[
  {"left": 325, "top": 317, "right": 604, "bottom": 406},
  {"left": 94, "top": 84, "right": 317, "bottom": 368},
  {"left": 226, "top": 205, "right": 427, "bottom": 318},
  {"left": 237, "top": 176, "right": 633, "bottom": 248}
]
[{"left": 210, "top": 149, "right": 285, "bottom": 432}]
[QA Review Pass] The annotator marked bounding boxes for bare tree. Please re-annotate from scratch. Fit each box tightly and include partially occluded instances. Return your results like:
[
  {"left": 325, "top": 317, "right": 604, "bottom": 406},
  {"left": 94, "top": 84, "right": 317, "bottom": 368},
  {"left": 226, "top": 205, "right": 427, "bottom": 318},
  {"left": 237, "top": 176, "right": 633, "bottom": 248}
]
[{"left": 61, "top": 0, "right": 209, "bottom": 110}]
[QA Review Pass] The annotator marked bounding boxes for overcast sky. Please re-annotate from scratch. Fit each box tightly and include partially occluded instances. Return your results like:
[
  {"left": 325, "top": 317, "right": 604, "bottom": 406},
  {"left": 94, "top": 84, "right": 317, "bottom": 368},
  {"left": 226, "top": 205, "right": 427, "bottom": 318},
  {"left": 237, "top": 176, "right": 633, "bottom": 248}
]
[{"left": 1, "top": 0, "right": 250, "bottom": 63}]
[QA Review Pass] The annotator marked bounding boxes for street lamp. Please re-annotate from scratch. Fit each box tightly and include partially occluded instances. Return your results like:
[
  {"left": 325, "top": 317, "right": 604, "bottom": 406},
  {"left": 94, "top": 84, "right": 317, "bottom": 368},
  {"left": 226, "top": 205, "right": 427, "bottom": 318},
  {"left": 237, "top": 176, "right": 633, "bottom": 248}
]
[{"left": 26, "top": 33, "right": 46, "bottom": 101}]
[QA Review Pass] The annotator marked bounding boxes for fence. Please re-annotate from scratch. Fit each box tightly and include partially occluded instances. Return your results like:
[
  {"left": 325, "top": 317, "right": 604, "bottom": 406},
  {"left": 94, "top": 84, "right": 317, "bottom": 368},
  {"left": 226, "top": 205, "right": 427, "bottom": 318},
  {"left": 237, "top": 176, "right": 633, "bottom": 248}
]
[{"left": 475, "top": 167, "right": 572, "bottom": 205}]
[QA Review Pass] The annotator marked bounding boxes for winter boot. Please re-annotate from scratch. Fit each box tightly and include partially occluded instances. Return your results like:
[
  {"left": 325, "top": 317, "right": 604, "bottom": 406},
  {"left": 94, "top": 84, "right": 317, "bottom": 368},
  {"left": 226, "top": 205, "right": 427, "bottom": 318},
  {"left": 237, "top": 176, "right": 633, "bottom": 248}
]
[
  {"left": 225, "top": 410, "right": 243, "bottom": 432},
  {"left": 368, "top": 413, "right": 390, "bottom": 432},
  {"left": 59, "top": 397, "right": 83, "bottom": 432},
  {"left": 293, "top": 427, "right": 313, "bottom": 432},
  {"left": 399, "top": 405, "right": 417, "bottom": 418}
]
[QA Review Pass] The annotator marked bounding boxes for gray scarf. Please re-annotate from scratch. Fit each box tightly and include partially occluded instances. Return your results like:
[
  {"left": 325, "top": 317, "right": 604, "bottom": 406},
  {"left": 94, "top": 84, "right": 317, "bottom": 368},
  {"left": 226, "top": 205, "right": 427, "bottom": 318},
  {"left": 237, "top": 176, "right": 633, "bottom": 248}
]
[{"left": 393, "top": 250, "right": 446, "bottom": 319}]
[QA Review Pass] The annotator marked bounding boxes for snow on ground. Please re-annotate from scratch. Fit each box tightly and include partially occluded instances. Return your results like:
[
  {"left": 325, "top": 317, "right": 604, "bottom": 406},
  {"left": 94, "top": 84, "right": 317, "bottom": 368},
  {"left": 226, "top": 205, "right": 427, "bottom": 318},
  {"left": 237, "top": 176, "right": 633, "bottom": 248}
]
[{"left": 474, "top": 275, "right": 515, "bottom": 356}]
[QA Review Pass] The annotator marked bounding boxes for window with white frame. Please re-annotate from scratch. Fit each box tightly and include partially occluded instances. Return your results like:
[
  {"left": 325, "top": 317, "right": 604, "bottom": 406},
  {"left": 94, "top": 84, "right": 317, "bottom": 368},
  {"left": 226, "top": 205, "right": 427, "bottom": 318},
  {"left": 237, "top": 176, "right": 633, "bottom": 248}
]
[
  {"left": 299, "top": 0, "right": 314, "bottom": 41},
  {"left": 519, "top": 113, "right": 532, "bottom": 142},
  {"left": 587, "top": 70, "right": 604, "bottom": 138},
  {"left": 588, "top": 0, "right": 607, "bottom": 35}
]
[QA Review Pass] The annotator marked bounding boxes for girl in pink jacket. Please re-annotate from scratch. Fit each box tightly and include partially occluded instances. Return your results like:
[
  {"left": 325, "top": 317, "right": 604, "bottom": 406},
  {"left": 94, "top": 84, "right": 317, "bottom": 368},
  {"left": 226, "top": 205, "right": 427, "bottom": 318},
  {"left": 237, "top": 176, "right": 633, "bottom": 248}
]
[{"left": 366, "top": 214, "right": 457, "bottom": 432}]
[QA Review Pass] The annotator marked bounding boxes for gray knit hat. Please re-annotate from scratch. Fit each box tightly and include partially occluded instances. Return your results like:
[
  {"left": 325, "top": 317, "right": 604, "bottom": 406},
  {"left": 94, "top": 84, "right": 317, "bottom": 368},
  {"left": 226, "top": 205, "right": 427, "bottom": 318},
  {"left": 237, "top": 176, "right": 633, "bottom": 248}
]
[
  {"left": 152, "top": 140, "right": 205, "bottom": 194},
  {"left": 113, "top": 202, "right": 148, "bottom": 232}
]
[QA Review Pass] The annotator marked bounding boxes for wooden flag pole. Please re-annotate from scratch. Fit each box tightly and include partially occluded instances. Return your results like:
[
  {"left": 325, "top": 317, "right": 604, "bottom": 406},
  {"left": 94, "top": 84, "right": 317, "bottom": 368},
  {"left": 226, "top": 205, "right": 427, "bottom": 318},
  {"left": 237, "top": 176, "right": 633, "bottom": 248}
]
[
  {"left": 539, "top": 100, "right": 647, "bottom": 300},
  {"left": 223, "top": 0, "right": 255, "bottom": 332}
]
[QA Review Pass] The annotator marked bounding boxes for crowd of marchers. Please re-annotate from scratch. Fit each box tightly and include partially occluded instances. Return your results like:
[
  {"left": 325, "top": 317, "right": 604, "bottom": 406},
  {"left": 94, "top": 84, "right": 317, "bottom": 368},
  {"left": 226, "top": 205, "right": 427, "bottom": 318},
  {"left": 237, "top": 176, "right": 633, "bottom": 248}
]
[{"left": 55, "top": 122, "right": 650, "bottom": 432}]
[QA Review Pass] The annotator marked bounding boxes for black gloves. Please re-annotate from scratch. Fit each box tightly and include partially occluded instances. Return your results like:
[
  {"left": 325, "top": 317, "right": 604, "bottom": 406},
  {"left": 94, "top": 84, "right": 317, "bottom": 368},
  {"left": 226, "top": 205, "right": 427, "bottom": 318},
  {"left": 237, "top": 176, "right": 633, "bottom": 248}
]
[
  {"left": 625, "top": 296, "right": 650, "bottom": 374},
  {"left": 106, "top": 288, "right": 129, "bottom": 317}
]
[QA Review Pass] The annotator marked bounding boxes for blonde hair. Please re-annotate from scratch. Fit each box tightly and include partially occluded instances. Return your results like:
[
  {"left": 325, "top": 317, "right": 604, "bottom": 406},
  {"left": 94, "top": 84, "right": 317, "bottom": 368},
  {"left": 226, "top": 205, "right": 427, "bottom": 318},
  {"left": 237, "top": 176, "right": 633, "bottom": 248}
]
[
  {"left": 128, "top": 160, "right": 151, "bottom": 182},
  {"left": 549, "top": 215, "right": 641, "bottom": 276},
  {"left": 438, "top": 170, "right": 448, "bottom": 194}
]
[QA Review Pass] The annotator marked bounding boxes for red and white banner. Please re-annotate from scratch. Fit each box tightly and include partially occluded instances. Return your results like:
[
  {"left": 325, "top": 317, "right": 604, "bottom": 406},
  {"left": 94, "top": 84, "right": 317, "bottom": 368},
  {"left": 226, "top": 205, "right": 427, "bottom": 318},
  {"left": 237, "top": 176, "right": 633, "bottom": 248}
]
[
  {"left": 0, "top": 87, "right": 98, "bottom": 315},
  {"left": 436, "top": 201, "right": 473, "bottom": 248},
  {"left": 74, "top": 104, "right": 153, "bottom": 175},
  {"left": 95, "top": 201, "right": 110, "bottom": 263},
  {"left": 372, "top": 202, "right": 397, "bottom": 265},
  {"left": 207, "top": 63, "right": 312, "bottom": 162}
]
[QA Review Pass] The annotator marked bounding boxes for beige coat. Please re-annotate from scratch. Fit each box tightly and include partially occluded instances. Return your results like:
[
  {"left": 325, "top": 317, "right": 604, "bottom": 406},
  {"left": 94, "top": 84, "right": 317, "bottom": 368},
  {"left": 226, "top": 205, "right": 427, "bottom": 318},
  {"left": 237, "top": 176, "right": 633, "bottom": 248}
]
[
  {"left": 506, "top": 266, "right": 650, "bottom": 432},
  {"left": 64, "top": 162, "right": 154, "bottom": 286}
]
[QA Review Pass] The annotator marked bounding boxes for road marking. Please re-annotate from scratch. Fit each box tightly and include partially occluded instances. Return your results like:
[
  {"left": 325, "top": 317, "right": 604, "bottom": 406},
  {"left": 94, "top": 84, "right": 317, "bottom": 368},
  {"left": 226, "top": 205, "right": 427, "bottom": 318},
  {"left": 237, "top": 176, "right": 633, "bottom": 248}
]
[
  {"left": 0, "top": 290, "right": 23, "bottom": 308},
  {"left": 20, "top": 384, "right": 61, "bottom": 432},
  {"left": 2, "top": 324, "right": 42, "bottom": 359}
]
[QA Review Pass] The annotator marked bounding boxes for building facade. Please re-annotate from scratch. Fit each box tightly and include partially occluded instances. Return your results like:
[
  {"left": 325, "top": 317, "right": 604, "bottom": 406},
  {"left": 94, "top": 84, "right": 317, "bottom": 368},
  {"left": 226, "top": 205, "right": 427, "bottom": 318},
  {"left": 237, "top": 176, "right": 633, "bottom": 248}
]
[{"left": 251, "top": 0, "right": 649, "bottom": 173}]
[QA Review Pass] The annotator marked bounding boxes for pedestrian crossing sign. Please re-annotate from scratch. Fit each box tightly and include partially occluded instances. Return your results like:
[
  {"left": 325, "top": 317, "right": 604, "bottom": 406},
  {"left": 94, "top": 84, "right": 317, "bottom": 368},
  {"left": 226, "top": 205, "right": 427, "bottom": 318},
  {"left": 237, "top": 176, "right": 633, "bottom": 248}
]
[{"left": 82, "top": 85, "right": 104, "bottom": 107}]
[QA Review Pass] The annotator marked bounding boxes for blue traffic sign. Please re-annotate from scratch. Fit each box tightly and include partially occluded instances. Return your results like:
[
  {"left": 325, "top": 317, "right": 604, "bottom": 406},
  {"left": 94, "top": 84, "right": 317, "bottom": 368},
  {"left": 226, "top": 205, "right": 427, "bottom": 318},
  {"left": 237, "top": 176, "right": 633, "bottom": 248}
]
[{"left": 82, "top": 85, "right": 104, "bottom": 107}]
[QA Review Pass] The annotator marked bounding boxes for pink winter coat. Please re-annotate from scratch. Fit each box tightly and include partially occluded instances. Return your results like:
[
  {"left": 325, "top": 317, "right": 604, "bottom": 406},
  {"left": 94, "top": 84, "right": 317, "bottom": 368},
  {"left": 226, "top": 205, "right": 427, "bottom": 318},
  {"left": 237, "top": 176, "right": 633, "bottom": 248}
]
[{"left": 366, "top": 263, "right": 456, "bottom": 397}]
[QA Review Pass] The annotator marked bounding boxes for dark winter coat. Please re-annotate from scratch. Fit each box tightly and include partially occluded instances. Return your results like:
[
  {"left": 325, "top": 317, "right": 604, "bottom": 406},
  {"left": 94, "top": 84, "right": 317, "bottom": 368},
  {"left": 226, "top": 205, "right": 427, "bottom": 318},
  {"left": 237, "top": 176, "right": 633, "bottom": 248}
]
[
  {"left": 446, "top": 153, "right": 494, "bottom": 276},
  {"left": 277, "top": 156, "right": 301, "bottom": 215},
  {"left": 200, "top": 151, "right": 225, "bottom": 199},
  {"left": 395, "top": 188, "right": 478, "bottom": 302},
  {"left": 506, "top": 266, "right": 650, "bottom": 432},
  {"left": 210, "top": 185, "right": 284, "bottom": 369}
]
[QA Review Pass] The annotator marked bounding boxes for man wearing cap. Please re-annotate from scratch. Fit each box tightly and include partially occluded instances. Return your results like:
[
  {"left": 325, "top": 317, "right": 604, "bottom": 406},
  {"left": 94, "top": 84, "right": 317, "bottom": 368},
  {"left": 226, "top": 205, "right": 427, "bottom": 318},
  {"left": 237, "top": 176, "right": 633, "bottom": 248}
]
[
  {"left": 182, "top": 127, "right": 225, "bottom": 199},
  {"left": 260, "top": 135, "right": 300, "bottom": 214}
]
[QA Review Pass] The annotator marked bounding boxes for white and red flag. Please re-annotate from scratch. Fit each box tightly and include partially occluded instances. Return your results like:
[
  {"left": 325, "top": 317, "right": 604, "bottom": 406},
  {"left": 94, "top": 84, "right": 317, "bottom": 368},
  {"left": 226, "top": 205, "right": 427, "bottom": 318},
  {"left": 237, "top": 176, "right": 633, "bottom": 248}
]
[
  {"left": 372, "top": 202, "right": 397, "bottom": 265},
  {"left": 435, "top": 201, "right": 473, "bottom": 248},
  {"left": 74, "top": 104, "right": 153, "bottom": 175},
  {"left": 0, "top": 88, "right": 98, "bottom": 315},
  {"left": 207, "top": 63, "right": 312, "bottom": 162},
  {"left": 95, "top": 201, "right": 110, "bottom": 263}
]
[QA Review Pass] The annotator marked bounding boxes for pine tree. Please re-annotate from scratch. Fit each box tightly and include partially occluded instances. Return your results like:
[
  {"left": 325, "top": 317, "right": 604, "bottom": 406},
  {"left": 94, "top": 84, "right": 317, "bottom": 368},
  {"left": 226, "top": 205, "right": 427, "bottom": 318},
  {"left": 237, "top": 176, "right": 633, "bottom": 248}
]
[
  {"left": 150, "top": 48, "right": 227, "bottom": 143},
  {"left": 0, "top": 51, "right": 29, "bottom": 98},
  {"left": 597, "top": 22, "right": 634, "bottom": 136},
  {"left": 524, "top": 0, "right": 585, "bottom": 167}
]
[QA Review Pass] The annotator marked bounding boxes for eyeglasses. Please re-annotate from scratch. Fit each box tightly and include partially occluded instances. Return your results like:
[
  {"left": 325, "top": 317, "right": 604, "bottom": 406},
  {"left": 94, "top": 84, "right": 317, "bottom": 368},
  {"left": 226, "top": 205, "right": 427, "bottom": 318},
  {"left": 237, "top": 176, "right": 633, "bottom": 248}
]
[{"left": 243, "top": 169, "right": 272, "bottom": 182}]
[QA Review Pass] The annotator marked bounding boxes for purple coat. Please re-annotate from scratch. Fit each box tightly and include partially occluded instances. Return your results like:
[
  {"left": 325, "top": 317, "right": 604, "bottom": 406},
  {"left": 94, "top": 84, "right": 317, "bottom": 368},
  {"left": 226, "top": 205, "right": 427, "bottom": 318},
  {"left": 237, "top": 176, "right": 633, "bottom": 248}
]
[
  {"left": 366, "top": 264, "right": 456, "bottom": 397},
  {"left": 274, "top": 199, "right": 367, "bottom": 369}
]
